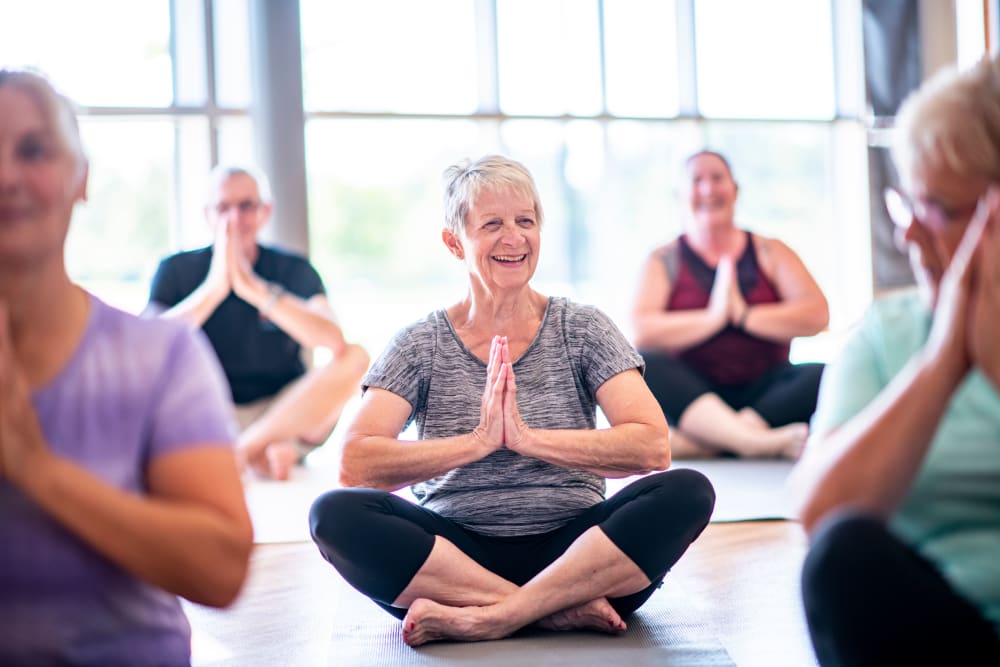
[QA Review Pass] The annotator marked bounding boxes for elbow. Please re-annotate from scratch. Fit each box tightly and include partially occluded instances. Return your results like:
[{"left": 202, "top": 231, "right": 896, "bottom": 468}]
[
  {"left": 646, "top": 427, "right": 671, "bottom": 472},
  {"left": 807, "top": 299, "right": 831, "bottom": 335},
  {"left": 189, "top": 526, "right": 253, "bottom": 608},
  {"left": 337, "top": 438, "right": 371, "bottom": 488},
  {"left": 337, "top": 344, "right": 371, "bottom": 379},
  {"left": 795, "top": 496, "right": 828, "bottom": 537}
]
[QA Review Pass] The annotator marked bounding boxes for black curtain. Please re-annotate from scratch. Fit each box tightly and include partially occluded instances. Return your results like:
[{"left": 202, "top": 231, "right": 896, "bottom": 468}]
[{"left": 862, "top": 0, "right": 922, "bottom": 290}]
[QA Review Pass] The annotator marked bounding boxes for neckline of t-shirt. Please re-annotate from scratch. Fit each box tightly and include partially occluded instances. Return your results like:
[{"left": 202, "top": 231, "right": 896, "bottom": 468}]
[{"left": 439, "top": 296, "right": 556, "bottom": 368}]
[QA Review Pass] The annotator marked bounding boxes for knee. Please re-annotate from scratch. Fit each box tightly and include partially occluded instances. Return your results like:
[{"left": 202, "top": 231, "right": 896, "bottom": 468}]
[
  {"left": 667, "top": 468, "right": 716, "bottom": 526},
  {"left": 801, "top": 510, "right": 886, "bottom": 606},
  {"left": 334, "top": 343, "right": 370, "bottom": 379},
  {"left": 309, "top": 488, "right": 372, "bottom": 549}
]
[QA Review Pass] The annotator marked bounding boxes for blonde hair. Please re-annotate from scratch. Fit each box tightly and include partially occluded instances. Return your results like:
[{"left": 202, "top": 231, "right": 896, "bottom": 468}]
[
  {"left": 0, "top": 68, "right": 86, "bottom": 172},
  {"left": 892, "top": 54, "right": 1000, "bottom": 187},
  {"left": 442, "top": 155, "right": 543, "bottom": 235}
]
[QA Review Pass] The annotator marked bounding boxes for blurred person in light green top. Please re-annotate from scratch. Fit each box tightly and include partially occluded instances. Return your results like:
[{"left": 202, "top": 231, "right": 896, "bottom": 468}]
[{"left": 788, "top": 53, "right": 1000, "bottom": 666}]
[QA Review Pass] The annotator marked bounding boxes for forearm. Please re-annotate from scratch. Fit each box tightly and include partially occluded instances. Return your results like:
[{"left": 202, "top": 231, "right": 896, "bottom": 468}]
[
  {"left": 741, "top": 297, "right": 829, "bottom": 341},
  {"left": 792, "top": 350, "right": 963, "bottom": 532},
  {"left": 250, "top": 286, "right": 346, "bottom": 351},
  {"left": 339, "top": 432, "right": 493, "bottom": 490},
  {"left": 513, "top": 422, "right": 670, "bottom": 477},
  {"left": 19, "top": 454, "right": 251, "bottom": 607},
  {"left": 159, "top": 283, "right": 228, "bottom": 328},
  {"left": 633, "top": 309, "right": 726, "bottom": 352}
]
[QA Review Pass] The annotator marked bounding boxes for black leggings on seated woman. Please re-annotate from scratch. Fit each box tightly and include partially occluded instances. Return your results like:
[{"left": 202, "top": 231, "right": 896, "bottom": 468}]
[
  {"left": 310, "top": 469, "right": 715, "bottom": 619},
  {"left": 801, "top": 511, "right": 1000, "bottom": 666}
]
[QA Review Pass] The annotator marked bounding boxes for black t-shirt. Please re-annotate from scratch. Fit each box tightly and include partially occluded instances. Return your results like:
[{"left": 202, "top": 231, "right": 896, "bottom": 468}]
[{"left": 149, "top": 245, "right": 325, "bottom": 404}]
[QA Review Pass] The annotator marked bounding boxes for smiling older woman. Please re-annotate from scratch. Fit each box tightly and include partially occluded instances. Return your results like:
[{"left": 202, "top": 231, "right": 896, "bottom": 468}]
[
  {"left": 309, "top": 155, "right": 715, "bottom": 647},
  {"left": 789, "top": 54, "right": 1000, "bottom": 665},
  {"left": 0, "top": 69, "right": 252, "bottom": 665}
]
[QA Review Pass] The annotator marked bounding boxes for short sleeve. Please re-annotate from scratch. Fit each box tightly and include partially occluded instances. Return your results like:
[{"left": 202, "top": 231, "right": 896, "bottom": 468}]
[
  {"left": 287, "top": 259, "right": 325, "bottom": 300},
  {"left": 361, "top": 322, "right": 431, "bottom": 413},
  {"left": 147, "top": 327, "right": 237, "bottom": 457},
  {"left": 148, "top": 257, "right": 180, "bottom": 308},
  {"left": 574, "top": 306, "right": 644, "bottom": 396}
]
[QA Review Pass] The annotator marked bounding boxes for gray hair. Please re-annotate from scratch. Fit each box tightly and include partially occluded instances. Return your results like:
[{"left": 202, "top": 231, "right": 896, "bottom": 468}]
[
  {"left": 442, "top": 155, "right": 543, "bottom": 235},
  {"left": 204, "top": 164, "right": 274, "bottom": 205},
  {"left": 0, "top": 68, "right": 86, "bottom": 171},
  {"left": 892, "top": 54, "right": 1000, "bottom": 188}
]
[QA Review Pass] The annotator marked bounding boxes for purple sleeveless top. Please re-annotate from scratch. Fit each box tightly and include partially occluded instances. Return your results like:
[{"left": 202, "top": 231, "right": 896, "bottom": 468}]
[{"left": 666, "top": 232, "right": 789, "bottom": 385}]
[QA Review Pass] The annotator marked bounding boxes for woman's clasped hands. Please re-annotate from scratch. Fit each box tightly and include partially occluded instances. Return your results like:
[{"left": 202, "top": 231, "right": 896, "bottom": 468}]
[
  {"left": 473, "top": 335, "right": 529, "bottom": 453},
  {"left": 927, "top": 185, "right": 1000, "bottom": 388}
]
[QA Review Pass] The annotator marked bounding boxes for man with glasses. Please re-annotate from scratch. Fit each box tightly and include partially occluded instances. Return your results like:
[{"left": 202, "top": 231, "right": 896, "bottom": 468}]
[{"left": 146, "top": 165, "right": 369, "bottom": 480}]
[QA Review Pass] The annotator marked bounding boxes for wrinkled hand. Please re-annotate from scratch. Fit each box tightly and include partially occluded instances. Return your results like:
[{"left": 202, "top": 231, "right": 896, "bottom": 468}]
[
  {"left": 925, "top": 194, "right": 991, "bottom": 381},
  {"left": 0, "top": 303, "right": 50, "bottom": 486},
  {"left": 969, "top": 187, "right": 1000, "bottom": 390},
  {"left": 497, "top": 337, "right": 529, "bottom": 451},
  {"left": 708, "top": 255, "right": 737, "bottom": 326},
  {"left": 473, "top": 335, "right": 508, "bottom": 452}
]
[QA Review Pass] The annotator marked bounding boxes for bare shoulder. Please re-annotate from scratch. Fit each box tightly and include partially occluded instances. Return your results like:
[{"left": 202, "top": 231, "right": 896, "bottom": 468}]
[{"left": 754, "top": 234, "right": 802, "bottom": 273}]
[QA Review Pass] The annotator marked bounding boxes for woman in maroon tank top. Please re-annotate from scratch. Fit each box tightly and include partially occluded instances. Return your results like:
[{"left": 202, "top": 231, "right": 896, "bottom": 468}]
[{"left": 632, "top": 150, "right": 829, "bottom": 459}]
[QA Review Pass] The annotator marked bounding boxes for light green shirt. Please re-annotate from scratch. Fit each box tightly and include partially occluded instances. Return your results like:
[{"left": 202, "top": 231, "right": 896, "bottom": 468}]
[{"left": 812, "top": 289, "right": 1000, "bottom": 630}]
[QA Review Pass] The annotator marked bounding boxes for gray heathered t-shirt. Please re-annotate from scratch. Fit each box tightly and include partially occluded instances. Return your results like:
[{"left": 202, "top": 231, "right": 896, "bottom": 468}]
[{"left": 363, "top": 296, "right": 644, "bottom": 537}]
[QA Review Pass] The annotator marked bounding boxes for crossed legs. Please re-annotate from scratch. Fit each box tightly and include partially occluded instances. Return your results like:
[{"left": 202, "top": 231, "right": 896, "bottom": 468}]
[
  {"left": 642, "top": 352, "right": 820, "bottom": 459},
  {"left": 239, "top": 343, "right": 369, "bottom": 479},
  {"left": 309, "top": 469, "right": 715, "bottom": 646}
]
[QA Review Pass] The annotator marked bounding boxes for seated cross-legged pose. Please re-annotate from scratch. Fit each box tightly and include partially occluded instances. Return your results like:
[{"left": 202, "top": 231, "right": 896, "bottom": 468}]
[
  {"left": 632, "top": 150, "right": 829, "bottom": 459},
  {"left": 0, "top": 69, "right": 253, "bottom": 665},
  {"left": 790, "top": 54, "right": 1000, "bottom": 666},
  {"left": 146, "top": 165, "right": 369, "bottom": 480},
  {"left": 310, "top": 155, "right": 715, "bottom": 647}
]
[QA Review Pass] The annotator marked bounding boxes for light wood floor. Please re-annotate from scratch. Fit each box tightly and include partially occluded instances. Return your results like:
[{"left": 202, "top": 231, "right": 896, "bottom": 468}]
[{"left": 184, "top": 520, "right": 818, "bottom": 666}]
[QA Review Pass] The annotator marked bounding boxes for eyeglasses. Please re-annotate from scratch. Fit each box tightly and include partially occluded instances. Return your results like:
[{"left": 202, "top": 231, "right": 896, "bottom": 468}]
[
  {"left": 213, "top": 199, "right": 262, "bottom": 216},
  {"left": 883, "top": 187, "right": 978, "bottom": 232}
]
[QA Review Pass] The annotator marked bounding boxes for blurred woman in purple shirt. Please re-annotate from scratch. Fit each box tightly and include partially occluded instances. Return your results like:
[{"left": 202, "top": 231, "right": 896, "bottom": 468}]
[{"left": 0, "top": 69, "right": 253, "bottom": 666}]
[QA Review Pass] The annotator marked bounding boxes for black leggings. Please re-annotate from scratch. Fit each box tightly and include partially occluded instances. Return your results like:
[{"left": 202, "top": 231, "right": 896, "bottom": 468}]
[
  {"left": 310, "top": 469, "right": 715, "bottom": 620},
  {"left": 801, "top": 511, "right": 1000, "bottom": 667},
  {"left": 641, "top": 351, "right": 823, "bottom": 427}
]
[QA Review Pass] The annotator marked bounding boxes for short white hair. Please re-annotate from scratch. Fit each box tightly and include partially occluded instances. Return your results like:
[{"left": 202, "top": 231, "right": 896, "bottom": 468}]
[
  {"left": 204, "top": 164, "right": 274, "bottom": 205},
  {"left": 892, "top": 54, "right": 1000, "bottom": 188},
  {"left": 442, "top": 155, "right": 543, "bottom": 235}
]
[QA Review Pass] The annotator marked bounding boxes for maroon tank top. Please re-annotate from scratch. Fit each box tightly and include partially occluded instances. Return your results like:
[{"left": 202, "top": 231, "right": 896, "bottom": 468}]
[{"left": 665, "top": 232, "right": 789, "bottom": 385}]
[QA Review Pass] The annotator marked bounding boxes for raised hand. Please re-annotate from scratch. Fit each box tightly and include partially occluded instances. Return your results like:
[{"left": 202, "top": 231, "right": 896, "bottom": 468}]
[
  {"left": 497, "top": 337, "right": 529, "bottom": 451},
  {"left": 968, "top": 187, "right": 1000, "bottom": 390},
  {"left": 925, "top": 192, "right": 991, "bottom": 382},
  {"left": 472, "top": 335, "right": 507, "bottom": 452},
  {"left": 226, "top": 224, "right": 263, "bottom": 303},
  {"left": 0, "top": 303, "right": 49, "bottom": 486},
  {"left": 708, "top": 255, "right": 736, "bottom": 326},
  {"left": 206, "top": 220, "right": 232, "bottom": 298}
]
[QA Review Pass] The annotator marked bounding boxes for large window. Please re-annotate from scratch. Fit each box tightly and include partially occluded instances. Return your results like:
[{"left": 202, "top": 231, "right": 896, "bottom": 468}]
[
  {"left": 0, "top": 0, "right": 253, "bottom": 312},
  {"left": 300, "top": 0, "right": 866, "bottom": 359},
  {"left": 10, "top": 0, "right": 977, "bottom": 363}
]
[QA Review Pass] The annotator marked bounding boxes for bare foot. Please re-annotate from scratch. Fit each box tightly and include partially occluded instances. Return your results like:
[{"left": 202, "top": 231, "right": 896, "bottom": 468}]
[
  {"left": 237, "top": 440, "right": 299, "bottom": 480},
  {"left": 774, "top": 423, "right": 809, "bottom": 460},
  {"left": 265, "top": 441, "right": 299, "bottom": 480},
  {"left": 401, "top": 599, "right": 507, "bottom": 647},
  {"left": 740, "top": 423, "right": 809, "bottom": 461},
  {"left": 537, "top": 597, "right": 627, "bottom": 634},
  {"left": 737, "top": 408, "right": 769, "bottom": 431}
]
